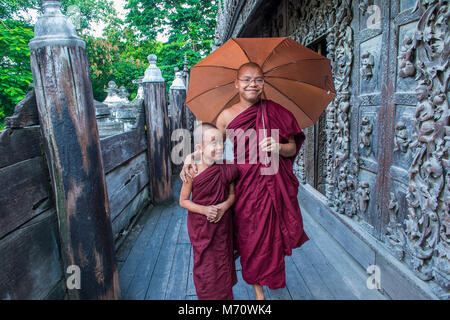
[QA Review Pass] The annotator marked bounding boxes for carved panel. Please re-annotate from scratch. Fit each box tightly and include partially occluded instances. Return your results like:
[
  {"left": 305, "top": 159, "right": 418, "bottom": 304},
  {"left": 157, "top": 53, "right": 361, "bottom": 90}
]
[
  {"left": 357, "top": 169, "right": 377, "bottom": 232},
  {"left": 359, "top": 107, "right": 379, "bottom": 162},
  {"left": 401, "top": 0, "right": 418, "bottom": 12},
  {"left": 392, "top": 105, "right": 415, "bottom": 172},
  {"left": 396, "top": 21, "right": 418, "bottom": 92},
  {"left": 360, "top": 35, "right": 382, "bottom": 94}
]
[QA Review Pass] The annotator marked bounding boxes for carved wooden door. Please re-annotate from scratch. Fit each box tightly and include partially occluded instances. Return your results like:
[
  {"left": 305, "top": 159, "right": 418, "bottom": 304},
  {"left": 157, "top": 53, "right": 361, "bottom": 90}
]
[
  {"left": 354, "top": 0, "right": 426, "bottom": 240},
  {"left": 304, "top": 39, "right": 328, "bottom": 196},
  {"left": 353, "top": 0, "right": 392, "bottom": 238}
]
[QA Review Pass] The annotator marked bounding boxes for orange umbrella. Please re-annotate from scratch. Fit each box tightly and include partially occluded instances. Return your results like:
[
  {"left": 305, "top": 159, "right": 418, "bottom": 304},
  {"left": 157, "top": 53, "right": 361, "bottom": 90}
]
[{"left": 185, "top": 37, "right": 336, "bottom": 129}]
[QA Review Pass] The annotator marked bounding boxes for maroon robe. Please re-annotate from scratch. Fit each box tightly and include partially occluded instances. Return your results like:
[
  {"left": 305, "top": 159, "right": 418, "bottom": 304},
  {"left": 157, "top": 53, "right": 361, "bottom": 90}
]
[
  {"left": 226, "top": 98, "right": 309, "bottom": 289},
  {"left": 187, "top": 163, "right": 240, "bottom": 300}
]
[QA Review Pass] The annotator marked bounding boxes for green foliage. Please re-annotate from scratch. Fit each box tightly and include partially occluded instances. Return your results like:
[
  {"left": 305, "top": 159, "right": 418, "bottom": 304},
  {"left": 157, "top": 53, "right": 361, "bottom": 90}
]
[
  {"left": 83, "top": 30, "right": 162, "bottom": 101},
  {"left": 0, "top": 0, "right": 39, "bottom": 21},
  {"left": 0, "top": 19, "right": 34, "bottom": 125},
  {"left": 125, "top": 0, "right": 218, "bottom": 85},
  {"left": 0, "top": 0, "right": 115, "bottom": 33},
  {"left": 61, "top": 0, "right": 116, "bottom": 34},
  {"left": 0, "top": 0, "right": 218, "bottom": 125}
]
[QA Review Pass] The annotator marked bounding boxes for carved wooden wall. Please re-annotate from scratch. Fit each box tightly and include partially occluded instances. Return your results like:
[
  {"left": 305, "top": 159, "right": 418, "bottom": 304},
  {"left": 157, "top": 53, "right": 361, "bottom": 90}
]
[{"left": 226, "top": 0, "right": 449, "bottom": 296}]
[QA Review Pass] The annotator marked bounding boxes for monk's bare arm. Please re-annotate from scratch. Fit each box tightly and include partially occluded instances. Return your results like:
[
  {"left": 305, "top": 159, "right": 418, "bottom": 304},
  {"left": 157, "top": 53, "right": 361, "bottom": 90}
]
[
  {"left": 179, "top": 177, "right": 207, "bottom": 215},
  {"left": 215, "top": 109, "right": 228, "bottom": 139},
  {"left": 279, "top": 135, "right": 297, "bottom": 158}
]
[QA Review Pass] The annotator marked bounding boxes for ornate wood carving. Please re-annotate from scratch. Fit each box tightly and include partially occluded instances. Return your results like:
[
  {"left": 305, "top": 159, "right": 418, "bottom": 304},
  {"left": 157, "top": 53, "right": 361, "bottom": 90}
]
[
  {"left": 215, "top": 0, "right": 449, "bottom": 295},
  {"left": 400, "top": 0, "right": 449, "bottom": 290}
]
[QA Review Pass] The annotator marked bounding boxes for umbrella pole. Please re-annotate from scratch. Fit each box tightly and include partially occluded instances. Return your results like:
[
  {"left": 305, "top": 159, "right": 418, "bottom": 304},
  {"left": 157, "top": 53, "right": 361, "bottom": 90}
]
[{"left": 260, "top": 99, "right": 269, "bottom": 165}]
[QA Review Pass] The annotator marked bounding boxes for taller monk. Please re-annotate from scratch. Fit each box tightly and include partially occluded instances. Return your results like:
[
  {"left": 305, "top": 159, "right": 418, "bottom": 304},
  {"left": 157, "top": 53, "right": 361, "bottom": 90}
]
[{"left": 180, "top": 62, "right": 309, "bottom": 300}]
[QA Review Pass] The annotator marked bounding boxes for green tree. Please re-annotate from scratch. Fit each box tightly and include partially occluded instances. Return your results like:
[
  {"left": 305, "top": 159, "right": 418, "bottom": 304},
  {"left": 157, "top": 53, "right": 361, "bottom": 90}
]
[
  {"left": 0, "top": 20, "right": 34, "bottom": 128},
  {"left": 0, "top": 0, "right": 116, "bottom": 127},
  {"left": 0, "top": 0, "right": 115, "bottom": 33},
  {"left": 125, "top": 0, "right": 218, "bottom": 85}
]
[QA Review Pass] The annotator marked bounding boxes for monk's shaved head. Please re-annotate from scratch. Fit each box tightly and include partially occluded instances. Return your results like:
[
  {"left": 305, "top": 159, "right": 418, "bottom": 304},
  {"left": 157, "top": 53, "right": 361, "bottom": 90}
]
[
  {"left": 237, "top": 62, "right": 263, "bottom": 79},
  {"left": 194, "top": 122, "right": 219, "bottom": 146}
]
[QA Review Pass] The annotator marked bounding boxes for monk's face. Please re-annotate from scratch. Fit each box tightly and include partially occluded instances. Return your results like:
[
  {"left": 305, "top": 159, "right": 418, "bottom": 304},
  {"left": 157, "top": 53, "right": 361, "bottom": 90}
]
[
  {"left": 201, "top": 128, "right": 224, "bottom": 163},
  {"left": 235, "top": 66, "right": 264, "bottom": 103}
]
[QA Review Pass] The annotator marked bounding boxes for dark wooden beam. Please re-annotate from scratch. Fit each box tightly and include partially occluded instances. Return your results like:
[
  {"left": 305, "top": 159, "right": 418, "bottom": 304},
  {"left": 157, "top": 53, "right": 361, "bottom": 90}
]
[
  {"left": 28, "top": 0, "right": 120, "bottom": 299},
  {"left": 143, "top": 54, "right": 173, "bottom": 204}
]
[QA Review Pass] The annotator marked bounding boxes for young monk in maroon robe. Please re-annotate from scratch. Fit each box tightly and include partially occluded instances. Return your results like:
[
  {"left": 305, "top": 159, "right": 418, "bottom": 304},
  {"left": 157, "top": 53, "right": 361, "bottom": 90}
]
[
  {"left": 179, "top": 123, "right": 240, "bottom": 300},
  {"left": 181, "top": 62, "right": 309, "bottom": 300}
]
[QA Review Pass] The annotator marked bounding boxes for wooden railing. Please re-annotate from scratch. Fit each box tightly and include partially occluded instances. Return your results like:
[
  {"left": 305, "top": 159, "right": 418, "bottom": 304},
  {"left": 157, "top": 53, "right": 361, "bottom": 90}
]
[{"left": 0, "top": 0, "right": 191, "bottom": 300}]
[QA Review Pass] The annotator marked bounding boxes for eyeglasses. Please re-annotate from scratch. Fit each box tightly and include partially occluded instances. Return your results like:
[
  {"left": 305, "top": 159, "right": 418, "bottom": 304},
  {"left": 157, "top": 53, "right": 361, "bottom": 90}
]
[{"left": 237, "top": 78, "right": 265, "bottom": 86}]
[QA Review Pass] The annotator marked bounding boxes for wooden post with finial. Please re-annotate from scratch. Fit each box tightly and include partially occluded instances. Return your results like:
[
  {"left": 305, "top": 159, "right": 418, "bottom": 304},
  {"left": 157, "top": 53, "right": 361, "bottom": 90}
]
[
  {"left": 143, "top": 54, "right": 173, "bottom": 204},
  {"left": 28, "top": 0, "right": 120, "bottom": 299},
  {"left": 169, "top": 69, "right": 187, "bottom": 175},
  {"left": 182, "top": 54, "right": 195, "bottom": 134}
]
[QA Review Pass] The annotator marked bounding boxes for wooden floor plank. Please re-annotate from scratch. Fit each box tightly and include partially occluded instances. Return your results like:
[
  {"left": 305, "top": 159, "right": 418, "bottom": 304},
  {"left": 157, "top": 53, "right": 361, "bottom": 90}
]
[
  {"left": 233, "top": 270, "right": 251, "bottom": 300},
  {"left": 301, "top": 209, "right": 386, "bottom": 300},
  {"left": 290, "top": 242, "right": 335, "bottom": 299},
  {"left": 165, "top": 243, "right": 191, "bottom": 299},
  {"left": 266, "top": 285, "right": 292, "bottom": 300},
  {"left": 301, "top": 238, "right": 357, "bottom": 300},
  {"left": 124, "top": 206, "right": 174, "bottom": 299},
  {"left": 285, "top": 255, "right": 313, "bottom": 300},
  {"left": 235, "top": 257, "right": 242, "bottom": 271},
  {"left": 146, "top": 207, "right": 183, "bottom": 299},
  {"left": 116, "top": 208, "right": 151, "bottom": 264},
  {"left": 118, "top": 207, "right": 163, "bottom": 296},
  {"left": 263, "top": 286, "right": 272, "bottom": 300},
  {"left": 186, "top": 245, "right": 196, "bottom": 297},
  {"left": 177, "top": 210, "right": 191, "bottom": 244}
]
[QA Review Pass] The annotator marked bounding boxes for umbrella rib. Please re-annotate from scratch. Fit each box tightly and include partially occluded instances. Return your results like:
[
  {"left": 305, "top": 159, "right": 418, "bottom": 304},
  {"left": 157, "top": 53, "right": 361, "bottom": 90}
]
[
  {"left": 264, "top": 76, "right": 336, "bottom": 94},
  {"left": 192, "top": 65, "right": 238, "bottom": 71},
  {"left": 263, "top": 58, "right": 327, "bottom": 74},
  {"left": 211, "top": 92, "right": 239, "bottom": 123},
  {"left": 260, "top": 38, "right": 288, "bottom": 71},
  {"left": 231, "top": 38, "right": 252, "bottom": 65},
  {"left": 185, "top": 80, "right": 235, "bottom": 104},
  {"left": 264, "top": 80, "right": 315, "bottom": 125}
]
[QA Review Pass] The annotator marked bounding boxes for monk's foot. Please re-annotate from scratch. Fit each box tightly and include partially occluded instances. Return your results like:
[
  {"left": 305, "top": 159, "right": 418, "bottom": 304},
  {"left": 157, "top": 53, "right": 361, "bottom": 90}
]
[
  {"left": 255, "top": 293, "right": 266, "bottom": 300},
  {"left": 253, "top": 284, "right": 265, "bottom": 300}
]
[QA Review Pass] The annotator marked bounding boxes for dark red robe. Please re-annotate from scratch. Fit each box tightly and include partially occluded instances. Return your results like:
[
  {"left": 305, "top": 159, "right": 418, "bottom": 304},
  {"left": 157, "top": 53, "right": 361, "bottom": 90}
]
[
  {"left": 187, "top": 163, "right": 240, "bottom": 300},
  {"left": 226, "top": 98, "right": 309, "bottom": 289}
]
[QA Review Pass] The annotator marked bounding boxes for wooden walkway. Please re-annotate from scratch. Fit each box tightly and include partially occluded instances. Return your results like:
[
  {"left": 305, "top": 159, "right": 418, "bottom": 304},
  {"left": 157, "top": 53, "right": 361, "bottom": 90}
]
[{"left": 116, "top": 177, "right": 388, "bottom": 300}]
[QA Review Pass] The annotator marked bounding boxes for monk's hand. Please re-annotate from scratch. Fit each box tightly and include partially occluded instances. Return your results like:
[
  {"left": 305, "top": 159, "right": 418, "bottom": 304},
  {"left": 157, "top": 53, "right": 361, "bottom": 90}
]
[
  {"left": 259, "top": 137, "right": 280, "bottom": 154},
  {"left": 204, "top": 205, "right": 218, "bottom": 222},
  {"left": 180, "top": 150, "right": 201, "bottom": 183},
  {"left": 211, "top": 204, "right": 226, "bottom": 223}
]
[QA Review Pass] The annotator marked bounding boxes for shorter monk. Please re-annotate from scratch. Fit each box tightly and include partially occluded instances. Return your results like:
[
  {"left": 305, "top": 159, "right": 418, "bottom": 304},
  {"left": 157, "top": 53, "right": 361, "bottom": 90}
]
[{"left": 179, "top": 122, "right": 240, "bottom": 300}]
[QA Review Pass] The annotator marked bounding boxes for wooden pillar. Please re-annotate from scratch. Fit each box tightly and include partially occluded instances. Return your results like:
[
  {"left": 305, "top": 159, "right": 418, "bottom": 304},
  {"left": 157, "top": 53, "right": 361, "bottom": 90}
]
[
  {"left": 169, "top": 70, "right": 187, "bottom": 175},
  {"left": 182, "top": 53, "right": 195, "bottom": 134},
  {"left": 143, "top": 54, "right": 173, "bottom": 204},
  {"left": 28, "top": 0, "right": 120, "bottom": 299}
]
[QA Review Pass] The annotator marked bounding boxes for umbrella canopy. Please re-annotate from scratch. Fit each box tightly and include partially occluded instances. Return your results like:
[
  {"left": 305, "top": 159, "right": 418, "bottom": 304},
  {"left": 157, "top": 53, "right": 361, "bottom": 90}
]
[{"left": 185, "top": 37, "right": 336, "bottom": 129}]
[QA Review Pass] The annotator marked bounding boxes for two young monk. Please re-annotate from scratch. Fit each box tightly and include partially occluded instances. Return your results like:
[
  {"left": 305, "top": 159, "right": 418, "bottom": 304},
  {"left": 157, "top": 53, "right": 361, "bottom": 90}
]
[{"left": 179, "top": 62, "right": 309, "bottom": 300}]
